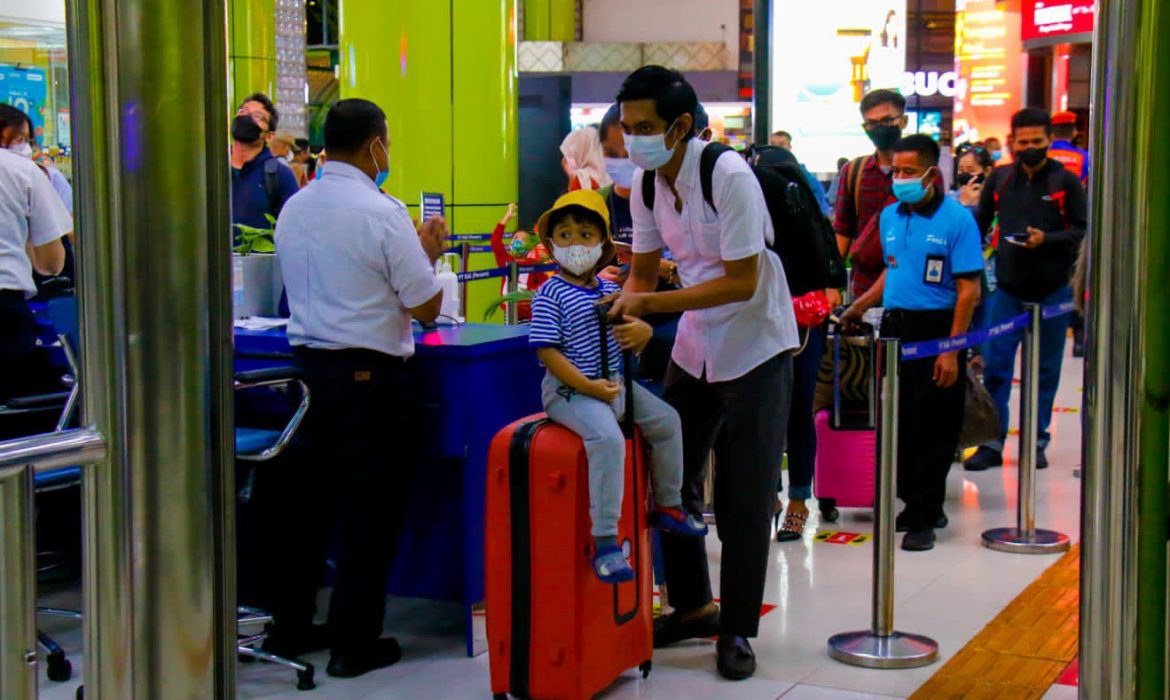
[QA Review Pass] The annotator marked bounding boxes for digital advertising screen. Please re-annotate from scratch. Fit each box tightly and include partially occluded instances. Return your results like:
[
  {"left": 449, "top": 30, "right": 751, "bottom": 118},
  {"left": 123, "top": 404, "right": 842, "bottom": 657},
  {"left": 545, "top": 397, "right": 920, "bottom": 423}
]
[
  {"left": 769, "top": 0, "right": 907, "bottom": 174},
  {"left": 953, "top": 0, "right": 1023, "bottom": 146}
]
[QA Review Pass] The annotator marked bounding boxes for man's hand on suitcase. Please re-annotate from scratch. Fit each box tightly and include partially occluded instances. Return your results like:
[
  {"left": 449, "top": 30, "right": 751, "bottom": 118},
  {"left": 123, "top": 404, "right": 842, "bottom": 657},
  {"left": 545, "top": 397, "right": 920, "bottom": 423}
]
[
  {"left": 613, "top": 316, "right": 652, "bottom": 355},
  {"left": 933, "top": 351, "right": 960, "bottom": 388},
  {"left": 601, "top": 291, "right": 649, "bottom": 319},
  {"left": 585, "top": 379, "right": 621, "bottom": 403}
]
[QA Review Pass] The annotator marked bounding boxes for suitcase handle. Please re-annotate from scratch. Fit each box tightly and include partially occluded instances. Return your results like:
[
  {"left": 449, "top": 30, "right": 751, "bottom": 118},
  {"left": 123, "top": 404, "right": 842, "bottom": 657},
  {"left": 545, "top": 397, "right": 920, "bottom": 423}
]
[{"left": 595, "top": 303, "right": 643, "bottom": 624}]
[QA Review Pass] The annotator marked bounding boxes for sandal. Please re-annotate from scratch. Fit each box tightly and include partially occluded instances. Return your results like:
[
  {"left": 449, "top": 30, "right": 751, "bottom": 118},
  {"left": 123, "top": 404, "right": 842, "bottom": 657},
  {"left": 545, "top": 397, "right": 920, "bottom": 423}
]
[{"left": 775, "top": 509, "right": 808, "bottom": 543}]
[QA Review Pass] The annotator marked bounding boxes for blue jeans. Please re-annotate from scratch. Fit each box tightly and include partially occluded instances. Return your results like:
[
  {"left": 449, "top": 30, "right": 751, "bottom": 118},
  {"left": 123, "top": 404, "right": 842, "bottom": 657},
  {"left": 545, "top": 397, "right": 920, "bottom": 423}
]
[
  {"left": 982, "top": 286, "right": 1072, "bottom": 452},
  {"left": 781, "top": 326, "right": 825, "bottom": 500}
]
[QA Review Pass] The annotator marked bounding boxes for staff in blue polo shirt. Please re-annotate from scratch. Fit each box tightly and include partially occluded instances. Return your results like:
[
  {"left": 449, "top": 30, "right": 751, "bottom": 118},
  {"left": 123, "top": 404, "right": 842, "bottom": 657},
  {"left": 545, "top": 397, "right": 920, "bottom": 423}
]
[{"left": 841, "top": 134, "right": 983, "bottom": 552}]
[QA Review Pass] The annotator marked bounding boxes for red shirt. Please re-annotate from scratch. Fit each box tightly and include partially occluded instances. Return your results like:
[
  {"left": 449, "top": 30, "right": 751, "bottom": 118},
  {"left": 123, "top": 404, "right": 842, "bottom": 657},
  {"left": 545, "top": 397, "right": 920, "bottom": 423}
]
[{"left": 833, "top": 154, "right": 895, "bottom": 297}]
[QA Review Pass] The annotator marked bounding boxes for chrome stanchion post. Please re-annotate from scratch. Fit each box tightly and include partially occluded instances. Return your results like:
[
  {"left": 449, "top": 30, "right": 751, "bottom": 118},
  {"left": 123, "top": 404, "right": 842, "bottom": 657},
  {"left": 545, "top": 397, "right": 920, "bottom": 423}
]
[
  {"left": 982, "top": 304, "right": 1071, "bottom": 553},
  {"left": 461, "top": 242, "right": 471, "bottom": 322},
  {"left": 0, "top": 464, "right": 36, "bottom": 699},
  {"left": 828, "top": 338, "right": 939, "bottom": 668},
  {"left": 505, "top": 261, "right": 519, "bottom": 325}
]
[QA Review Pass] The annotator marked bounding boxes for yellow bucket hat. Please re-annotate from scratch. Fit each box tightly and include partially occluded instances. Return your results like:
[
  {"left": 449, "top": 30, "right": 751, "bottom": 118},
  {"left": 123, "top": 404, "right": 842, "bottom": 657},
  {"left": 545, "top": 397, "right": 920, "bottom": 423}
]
[{"left": 535, "top": 189, "right": 615, "bottom": 272}]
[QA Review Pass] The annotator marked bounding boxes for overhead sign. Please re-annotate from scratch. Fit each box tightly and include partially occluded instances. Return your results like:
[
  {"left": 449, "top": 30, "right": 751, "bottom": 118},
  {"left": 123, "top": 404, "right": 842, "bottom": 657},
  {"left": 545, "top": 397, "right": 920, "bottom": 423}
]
[
  {"left": 902, "top": 71, "right": 958, "bottom": 98},
  {"left": 1022, "top": 0, "right": 1095, "bottom": 43}
]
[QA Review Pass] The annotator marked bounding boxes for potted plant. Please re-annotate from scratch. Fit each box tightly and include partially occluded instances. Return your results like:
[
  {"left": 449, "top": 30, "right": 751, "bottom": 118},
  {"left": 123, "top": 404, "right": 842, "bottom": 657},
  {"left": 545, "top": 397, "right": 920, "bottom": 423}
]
[{"left": 232, "top": 214, "right": 281, "bottom": 318}]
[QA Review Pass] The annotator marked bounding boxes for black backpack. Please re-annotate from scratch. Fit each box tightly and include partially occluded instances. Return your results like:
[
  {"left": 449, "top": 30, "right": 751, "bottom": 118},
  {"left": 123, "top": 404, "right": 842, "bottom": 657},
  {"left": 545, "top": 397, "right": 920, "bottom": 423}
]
[
  {"left": 263, "top": 157, "right": 284, "bottom": 218},
  {"left": 641, "top": 143, "right": 846, "bottom": 296}
]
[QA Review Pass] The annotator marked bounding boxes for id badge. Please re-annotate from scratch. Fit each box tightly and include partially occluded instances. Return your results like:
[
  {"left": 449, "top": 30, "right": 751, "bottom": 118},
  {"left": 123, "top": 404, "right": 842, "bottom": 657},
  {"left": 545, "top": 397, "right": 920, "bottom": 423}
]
[{"left": 924, "top": 255, "right": 945, "bottom": 285}]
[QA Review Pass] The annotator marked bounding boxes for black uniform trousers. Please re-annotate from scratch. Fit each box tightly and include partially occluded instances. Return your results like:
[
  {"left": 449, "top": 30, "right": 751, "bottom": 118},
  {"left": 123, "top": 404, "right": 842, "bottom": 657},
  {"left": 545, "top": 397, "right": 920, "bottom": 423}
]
[
  {"left": 0, "top": 290, "right": 60, "bottom": 405},
  {"left": 659, "top": 351, "right": 793, "bottom": 637},
  {"left": 268, "top": 346, "right": 408, "bottom": 655},
  {"left": 881, "top": 309, "right": 967, "bottom": 531}
]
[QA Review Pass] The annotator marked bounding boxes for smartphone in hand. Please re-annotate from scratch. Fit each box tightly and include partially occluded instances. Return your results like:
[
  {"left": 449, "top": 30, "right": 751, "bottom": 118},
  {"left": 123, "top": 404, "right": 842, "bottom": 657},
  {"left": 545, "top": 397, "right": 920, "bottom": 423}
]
[{"left": 1005, "top": 232, "right": 1030, "bottom": 246}]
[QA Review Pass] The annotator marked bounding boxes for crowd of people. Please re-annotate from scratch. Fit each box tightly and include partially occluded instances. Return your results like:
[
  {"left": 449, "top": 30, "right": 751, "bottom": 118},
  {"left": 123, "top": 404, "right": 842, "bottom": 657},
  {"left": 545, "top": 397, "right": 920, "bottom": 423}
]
[{"left": 0, "top": 63, "right": 1088, "bottom": 685}]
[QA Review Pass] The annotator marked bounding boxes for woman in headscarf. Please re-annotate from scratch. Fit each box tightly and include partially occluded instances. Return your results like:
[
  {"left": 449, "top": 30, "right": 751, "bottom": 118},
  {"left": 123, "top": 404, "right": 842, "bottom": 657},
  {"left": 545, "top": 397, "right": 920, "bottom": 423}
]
[{"left": 559, "top": 126, "right": 611, "bottom": 192}]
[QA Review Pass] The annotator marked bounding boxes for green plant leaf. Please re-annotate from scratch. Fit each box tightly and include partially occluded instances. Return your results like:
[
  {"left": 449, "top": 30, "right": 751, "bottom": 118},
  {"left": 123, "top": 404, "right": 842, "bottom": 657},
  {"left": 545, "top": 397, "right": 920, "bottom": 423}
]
[{"left": 483, "top": 290, "right": 536, "bottom": 322}]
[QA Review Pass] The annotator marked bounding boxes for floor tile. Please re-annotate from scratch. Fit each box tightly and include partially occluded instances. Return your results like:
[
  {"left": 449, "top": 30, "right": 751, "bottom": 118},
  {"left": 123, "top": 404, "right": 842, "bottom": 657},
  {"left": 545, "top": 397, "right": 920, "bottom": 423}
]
[
  {"left": 780, "top": 684, "right": 903, "bottom": 700},
  {"left": 34, "top": 351, "right": 1085, "bottom": 700}
]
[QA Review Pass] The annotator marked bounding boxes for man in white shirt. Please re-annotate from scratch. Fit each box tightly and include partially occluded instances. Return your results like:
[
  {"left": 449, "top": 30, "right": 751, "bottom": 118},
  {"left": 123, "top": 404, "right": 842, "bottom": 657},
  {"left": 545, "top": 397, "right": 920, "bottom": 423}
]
[
  {"left": 610, "top": 66, "right": 799, "bottom": 681},
  {"left": 271, "top": 98, "right": 447, "bottom": 679},
  {"left": 0, "top": 104, "right": 71, "bottom": 404}
]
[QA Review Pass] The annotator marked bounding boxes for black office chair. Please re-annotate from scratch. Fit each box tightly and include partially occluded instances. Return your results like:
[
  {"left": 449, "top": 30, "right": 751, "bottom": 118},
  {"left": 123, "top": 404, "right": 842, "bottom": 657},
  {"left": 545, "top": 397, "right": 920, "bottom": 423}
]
[{"left": 233, "top": 365, "right": 316, "bottom": 691}]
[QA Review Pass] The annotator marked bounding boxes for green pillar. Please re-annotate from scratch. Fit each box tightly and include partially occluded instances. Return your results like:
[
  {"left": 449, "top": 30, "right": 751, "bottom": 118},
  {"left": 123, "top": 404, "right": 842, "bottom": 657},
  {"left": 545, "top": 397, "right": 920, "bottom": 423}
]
[
  {"left": 523, "top": 0, "right": 576, "bottom": 41},
  {"left": 340, "top": 0, "right": 519, "bottom": 323},
  {"left": 228, "top": 0, "right": 276, "bottom": 110}
]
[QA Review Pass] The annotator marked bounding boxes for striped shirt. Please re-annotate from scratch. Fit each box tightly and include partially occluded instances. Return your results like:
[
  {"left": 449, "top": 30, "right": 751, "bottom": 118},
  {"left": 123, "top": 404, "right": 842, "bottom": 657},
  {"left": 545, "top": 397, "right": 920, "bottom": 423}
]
[{"left": 529, "top": 275, "right": 623, "bottom": 379}]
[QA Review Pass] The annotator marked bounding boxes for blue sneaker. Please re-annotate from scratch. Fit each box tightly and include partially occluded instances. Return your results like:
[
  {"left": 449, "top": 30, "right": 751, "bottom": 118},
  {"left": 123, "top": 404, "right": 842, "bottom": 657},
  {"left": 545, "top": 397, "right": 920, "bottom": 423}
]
[
  {"left": 593, "top": 544, "right": 635, "bottom": 584},
  {"left": 650, "top": 507, "right": 709, "bottom": 537}
]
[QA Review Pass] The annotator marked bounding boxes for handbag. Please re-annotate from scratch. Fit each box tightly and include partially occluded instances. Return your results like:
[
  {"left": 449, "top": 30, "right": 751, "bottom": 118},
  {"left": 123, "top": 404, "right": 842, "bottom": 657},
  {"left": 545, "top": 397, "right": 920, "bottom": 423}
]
[{"left": 958, "top": 366, "right": 999, "bottom": 448}]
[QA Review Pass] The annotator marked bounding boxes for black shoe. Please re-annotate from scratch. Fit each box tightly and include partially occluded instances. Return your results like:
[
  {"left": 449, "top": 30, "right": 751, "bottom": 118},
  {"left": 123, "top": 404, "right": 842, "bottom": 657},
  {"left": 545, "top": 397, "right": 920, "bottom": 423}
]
[
  {"left": 902, "top": 529, "right": 936, "bottom": 552},
  {"left": 716, "top": 634, "right": 756, "bottom": 681},
  {"left": 964, "top": 446, "right": 1004, "bottom": 472},
  {"left": 325, "top": 638, "right": 402, "bottom": 679},
  {"left": 261, "top": 623, "right": 329, "bottom": 659},
  {"left": 653, "top": 607, "right": 720, "bottom": 649},
  {"left": 1073, "top": 341, "right": 1085, "bottom": 358},
  {"left": 895, "top": 511, "right": 948, "bottom": 533},
  {"left": 1036, "top": 448, "right": 1049, "bottom": 470}
]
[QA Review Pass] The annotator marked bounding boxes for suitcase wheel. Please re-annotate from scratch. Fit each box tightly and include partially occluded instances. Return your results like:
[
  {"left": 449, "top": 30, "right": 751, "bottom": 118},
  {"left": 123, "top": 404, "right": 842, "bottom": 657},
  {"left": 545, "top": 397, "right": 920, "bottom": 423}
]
[
  {"left": 296, "top": 664, "right": 316, "bottom": 691},
  {"left": 640, "top": 660, "right": 652, "bottom": 678},
  {"left": 820, "top": 506, "right": 840, "bottom": 523}
]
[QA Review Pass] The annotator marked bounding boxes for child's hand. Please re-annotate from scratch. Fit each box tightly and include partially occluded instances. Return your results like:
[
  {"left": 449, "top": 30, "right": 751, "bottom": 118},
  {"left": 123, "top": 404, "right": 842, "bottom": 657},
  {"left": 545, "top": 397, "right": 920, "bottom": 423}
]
[
  {"left": 613, "top": 316, "right": 652, "bottom": 354},
  {"left": 586, "top": 379, "right": 621, "bottom": 403},
  {"left": 502, "top": 203, "right": 518, "bottom": 226}
]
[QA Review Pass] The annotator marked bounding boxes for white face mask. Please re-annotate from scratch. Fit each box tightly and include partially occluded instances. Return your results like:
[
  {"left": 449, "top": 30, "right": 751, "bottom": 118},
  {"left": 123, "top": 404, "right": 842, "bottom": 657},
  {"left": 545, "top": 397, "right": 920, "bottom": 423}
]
[
  {"left": 8, "top": 142, "right": 32, "bottom": 159},
  {"left": 604, "top": 156, "right": 636, "bottom": 189},
  {"left": 623, "top": 119, "right": 680, "bottom": 171},
  {"left": 553, "top": 244, "right": 603, "bottom": 277}
]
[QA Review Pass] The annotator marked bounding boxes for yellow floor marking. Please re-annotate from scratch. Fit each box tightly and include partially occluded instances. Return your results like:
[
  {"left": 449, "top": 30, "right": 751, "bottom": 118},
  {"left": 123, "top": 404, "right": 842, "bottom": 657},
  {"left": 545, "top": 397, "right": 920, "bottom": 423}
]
[{"left": 910, "top": 545, "right": 1079, "bottom": 699}]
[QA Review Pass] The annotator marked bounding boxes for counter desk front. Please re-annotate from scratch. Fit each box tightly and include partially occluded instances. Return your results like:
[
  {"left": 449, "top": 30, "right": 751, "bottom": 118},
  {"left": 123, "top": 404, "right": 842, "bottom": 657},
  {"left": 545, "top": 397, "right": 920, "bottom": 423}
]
[{"left": 240, "top": 324, "right": 545, "bottom": 657}]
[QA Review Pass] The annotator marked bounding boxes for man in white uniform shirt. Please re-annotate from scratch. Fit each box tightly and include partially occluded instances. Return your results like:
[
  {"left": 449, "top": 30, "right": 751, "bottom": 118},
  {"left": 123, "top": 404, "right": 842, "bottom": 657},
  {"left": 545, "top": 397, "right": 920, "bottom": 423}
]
[
  {"left": 272, "top": 98, "right": 447, "bottom": 679},
  {"left": 610, "top": 66, "right": 799, "bottom": 681},
  {"left": 0, "top": 104, "right": 70, "bottom": 406}
]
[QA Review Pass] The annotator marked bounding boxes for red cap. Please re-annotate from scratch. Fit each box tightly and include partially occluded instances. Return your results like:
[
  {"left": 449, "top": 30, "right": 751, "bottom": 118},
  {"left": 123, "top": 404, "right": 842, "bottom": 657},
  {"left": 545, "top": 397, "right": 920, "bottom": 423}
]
[{"left": 1051, "top": 111, "right": 1078, "bottom": 126}]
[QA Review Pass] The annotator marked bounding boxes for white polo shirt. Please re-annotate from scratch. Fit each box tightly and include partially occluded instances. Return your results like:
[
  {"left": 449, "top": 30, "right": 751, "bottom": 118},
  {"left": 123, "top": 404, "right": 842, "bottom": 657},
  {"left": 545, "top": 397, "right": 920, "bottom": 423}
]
[
  {"left": 0, "top": 150, "right": 72, "bottom": 297},
  {"left": 630, "top": 138, "right": 799, "bottom": 383},
  {"left": 276, "top": 161, "right": 440, "bottom": 358}
]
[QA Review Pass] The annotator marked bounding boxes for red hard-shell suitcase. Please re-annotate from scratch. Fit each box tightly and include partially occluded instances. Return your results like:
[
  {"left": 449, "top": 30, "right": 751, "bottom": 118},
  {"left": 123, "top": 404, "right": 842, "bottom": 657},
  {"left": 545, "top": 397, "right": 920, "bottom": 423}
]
[
  {"left": 485, "top": 417, "right": 653, "bottom": 700},
  {"left": 486, "top": 306, "right": 653, "bottom": 700}
]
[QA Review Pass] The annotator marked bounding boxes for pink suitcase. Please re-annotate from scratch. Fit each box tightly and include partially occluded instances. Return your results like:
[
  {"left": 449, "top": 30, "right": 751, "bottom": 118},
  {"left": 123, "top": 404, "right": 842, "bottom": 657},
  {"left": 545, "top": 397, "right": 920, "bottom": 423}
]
[
  {"left": 813, "top": 410, "right": 875, "bottom": 521},
  {"left": 812, "top": 323, "right": 878, "bottom": 522}
]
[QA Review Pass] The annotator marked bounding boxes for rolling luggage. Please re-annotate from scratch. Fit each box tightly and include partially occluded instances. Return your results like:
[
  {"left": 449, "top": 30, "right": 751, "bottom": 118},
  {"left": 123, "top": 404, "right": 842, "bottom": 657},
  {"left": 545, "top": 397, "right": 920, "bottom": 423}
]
[
  {"left": 813, "top": 320, "right": 878, "bottom": 522},
  {"left": 485, "top": 307, "right": 653, "bottom": 700}
]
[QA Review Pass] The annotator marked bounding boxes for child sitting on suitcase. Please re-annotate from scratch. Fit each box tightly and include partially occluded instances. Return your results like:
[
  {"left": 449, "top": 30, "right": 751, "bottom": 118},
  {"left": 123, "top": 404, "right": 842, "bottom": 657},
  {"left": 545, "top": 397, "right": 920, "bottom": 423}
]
[{"left": 528, "top": 190, "right": 707, "bottom": 584}]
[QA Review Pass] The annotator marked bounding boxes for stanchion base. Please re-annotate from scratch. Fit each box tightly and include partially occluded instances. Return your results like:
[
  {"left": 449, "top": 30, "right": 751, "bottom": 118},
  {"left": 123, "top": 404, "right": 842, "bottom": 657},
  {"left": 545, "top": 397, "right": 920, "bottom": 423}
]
[
  {"left": 982, "top": 527, "right": 1071, "bottom": 554},
  {"left": 827, "top": 631, "right": 939, "bottom": 669}
]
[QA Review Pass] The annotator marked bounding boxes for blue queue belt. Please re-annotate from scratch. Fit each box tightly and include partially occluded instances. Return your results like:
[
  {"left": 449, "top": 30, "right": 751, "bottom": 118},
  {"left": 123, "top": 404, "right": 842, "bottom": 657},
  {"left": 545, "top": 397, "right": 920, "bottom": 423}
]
[
  {"left": 454, "top": 262, "right": 558, "bottom": 283},
  {"left": 900, "top": 301, "right": 1077, "bottom": 360}
]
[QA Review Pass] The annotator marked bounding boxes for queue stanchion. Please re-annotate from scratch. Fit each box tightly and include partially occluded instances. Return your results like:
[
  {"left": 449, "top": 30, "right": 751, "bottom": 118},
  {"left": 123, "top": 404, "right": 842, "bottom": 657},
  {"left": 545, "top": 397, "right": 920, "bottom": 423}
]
[
  {"left": 505, "top": 261, "right": 519, "bottom": 325},
  {"left": 828, "top": 337, "right": 940, "bottom": 669},
  {"left": 981, "top": 303, "right": 1071, "bottom": 554},
  {"left": 460, "top": 242, "right": 471, "bottom": 322}
]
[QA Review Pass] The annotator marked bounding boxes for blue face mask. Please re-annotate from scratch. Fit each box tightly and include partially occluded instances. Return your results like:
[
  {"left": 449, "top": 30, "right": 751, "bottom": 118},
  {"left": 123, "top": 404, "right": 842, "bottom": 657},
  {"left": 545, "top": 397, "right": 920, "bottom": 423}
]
[
  {"left": 623, "top": 119, "right": 680, "bottom": 171},
  {"left": 989, "top": 150, "right": 1003, "bottom": 163},
  {"left": 604, "top": 156, "right": 636, "bottom": 189},
  {"left": 370, "top": 138, "right": 390, "bottom": 188},
  {"left": 891, "top": 170, "right": 933, "bottom": 205}
]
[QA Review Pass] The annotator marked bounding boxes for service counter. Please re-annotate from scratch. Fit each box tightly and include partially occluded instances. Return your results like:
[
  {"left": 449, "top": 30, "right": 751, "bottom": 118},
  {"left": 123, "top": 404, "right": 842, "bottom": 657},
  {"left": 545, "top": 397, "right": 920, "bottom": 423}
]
[{"left": 235, "top": 324, "right": 543, "bottom": 656}]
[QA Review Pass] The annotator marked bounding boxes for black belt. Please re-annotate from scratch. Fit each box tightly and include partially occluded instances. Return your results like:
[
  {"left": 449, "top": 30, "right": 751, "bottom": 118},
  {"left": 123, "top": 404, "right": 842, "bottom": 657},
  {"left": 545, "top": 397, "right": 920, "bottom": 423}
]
[{"left": 292, "top": 346, "right": 406, "bottom": 365}]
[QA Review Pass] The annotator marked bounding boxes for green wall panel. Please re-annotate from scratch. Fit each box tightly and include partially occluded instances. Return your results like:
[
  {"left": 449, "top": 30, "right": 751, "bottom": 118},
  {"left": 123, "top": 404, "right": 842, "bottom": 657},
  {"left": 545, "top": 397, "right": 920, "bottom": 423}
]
[
  {"left": 340, "top": 0, "right": 519, "bottom": 324},
  {"left": 228, "top": 0, "right": 276, "bottom": 109},
  {"left": 523, "top": 0, "right": 575, "bottom": 42}
]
